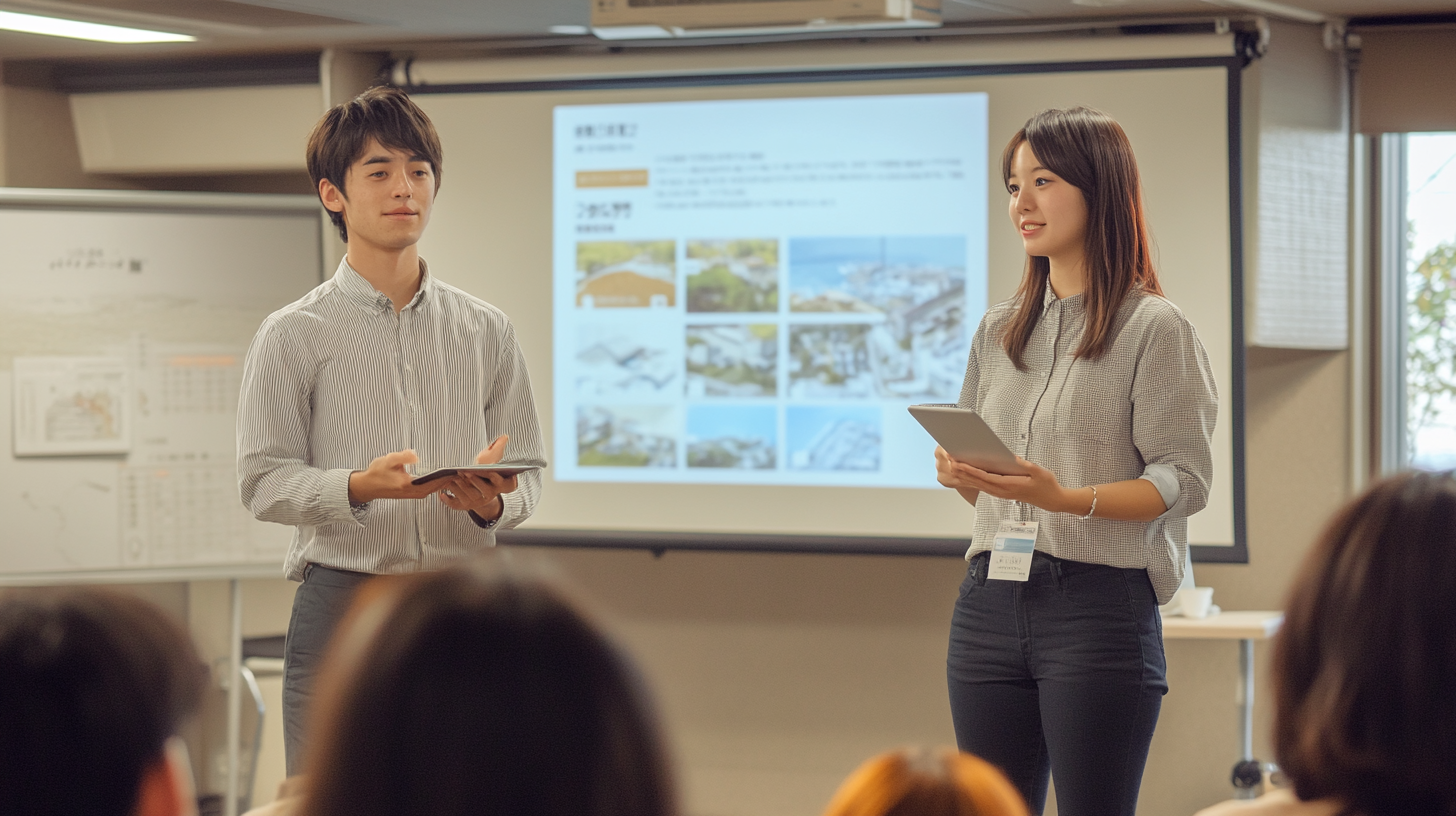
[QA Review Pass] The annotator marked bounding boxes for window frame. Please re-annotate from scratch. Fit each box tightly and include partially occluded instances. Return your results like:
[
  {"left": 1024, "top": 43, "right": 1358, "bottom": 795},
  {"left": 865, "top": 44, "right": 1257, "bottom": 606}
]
[{"left": 1371, "top": 133, "right": 1408, "bottom": 475}]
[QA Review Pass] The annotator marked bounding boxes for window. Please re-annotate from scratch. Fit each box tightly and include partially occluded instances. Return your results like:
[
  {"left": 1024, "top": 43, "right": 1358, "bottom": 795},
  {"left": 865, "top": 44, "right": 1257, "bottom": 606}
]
[{"left": 1402, "top": 133, "right": 1456, "bottom": 470}]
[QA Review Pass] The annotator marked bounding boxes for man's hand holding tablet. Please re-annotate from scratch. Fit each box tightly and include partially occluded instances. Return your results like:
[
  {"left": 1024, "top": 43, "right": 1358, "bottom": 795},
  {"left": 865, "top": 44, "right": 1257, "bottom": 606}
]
[
  {"left": 430, "top": 436, "right": 523, "bottom": 523},
  {"left": 348, "top": 436, "right": 532, "bottom": 524}
]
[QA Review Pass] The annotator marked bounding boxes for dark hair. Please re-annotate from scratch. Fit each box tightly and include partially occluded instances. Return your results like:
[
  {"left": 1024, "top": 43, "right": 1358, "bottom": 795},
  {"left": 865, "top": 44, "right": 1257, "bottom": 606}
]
[
  {"left": 1273, "top": 470, "right": 1456, "bottom": 816},
  {"left": 0, "top": 589, "right": 205, "bottom": 816},
  {"left": 821, "top": 747, "right": 1029, "bottom": 816},
  {"left": 300, "top": 560, "right": 677, "bottom": 816},
  {"left": 305, "top": 85, "right": 443, "bottom": 243},
  {"left": 999, "top": 106, "right": 1162, "bottom": 369}
]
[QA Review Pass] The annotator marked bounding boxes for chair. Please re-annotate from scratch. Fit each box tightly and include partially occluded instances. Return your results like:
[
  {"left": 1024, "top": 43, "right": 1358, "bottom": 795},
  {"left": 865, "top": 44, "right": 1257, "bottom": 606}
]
[{"left": 238, "top": 635, "right": 286, "bottom": 813}]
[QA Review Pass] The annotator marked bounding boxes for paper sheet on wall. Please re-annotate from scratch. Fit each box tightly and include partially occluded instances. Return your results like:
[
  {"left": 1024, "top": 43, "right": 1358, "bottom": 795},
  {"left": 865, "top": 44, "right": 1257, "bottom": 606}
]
[{"left": 12, "top": 356, "right": 131, "bottom": 456}]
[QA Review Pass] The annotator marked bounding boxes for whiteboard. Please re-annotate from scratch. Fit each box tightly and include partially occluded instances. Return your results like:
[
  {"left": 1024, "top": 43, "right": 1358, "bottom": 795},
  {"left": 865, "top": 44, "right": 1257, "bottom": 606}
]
[{"left": 0, "top": 189, "right": 323, "bottom": 585}]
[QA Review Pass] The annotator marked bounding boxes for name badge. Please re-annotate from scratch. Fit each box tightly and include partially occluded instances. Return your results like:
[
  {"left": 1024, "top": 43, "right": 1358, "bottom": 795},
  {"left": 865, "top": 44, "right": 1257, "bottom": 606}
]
[{"left": 989, "top": 520, "right": 1038, "bottom": 582}]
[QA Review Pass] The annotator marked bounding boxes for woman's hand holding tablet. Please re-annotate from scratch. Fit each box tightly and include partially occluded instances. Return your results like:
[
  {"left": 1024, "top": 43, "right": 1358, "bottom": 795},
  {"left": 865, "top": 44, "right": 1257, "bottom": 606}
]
[{"left": 910, "top": 404, "right": 1085, "bottom": 515}]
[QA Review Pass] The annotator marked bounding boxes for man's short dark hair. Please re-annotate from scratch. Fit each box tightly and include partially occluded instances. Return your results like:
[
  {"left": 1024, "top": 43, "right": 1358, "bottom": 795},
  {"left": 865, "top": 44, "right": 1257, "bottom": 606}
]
[
  {"left": 306, "top": 85, "right": 444, "bottom": 243},
  {"left": 0, "top": 589, "right": 205, "bottom": 816}
]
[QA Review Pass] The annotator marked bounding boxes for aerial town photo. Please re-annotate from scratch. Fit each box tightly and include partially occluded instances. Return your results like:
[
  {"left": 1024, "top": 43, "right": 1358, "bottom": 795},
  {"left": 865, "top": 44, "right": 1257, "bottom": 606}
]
[
  {"left": 576, "top": 405, "right": 678, "bottom": 467},
  {"left": 788, "top": 235, "right": 966, "bottom": 400},
  {"left": 685, "top": 323, "right": 778, "bottom": 397},
  {"left": 787, "top": 404, "right": 882, "bottom": 471},
  {"left": 686, "top": 404, "right": 777, "bottom": 469},
  {"left": 685, "top": 238, "right": 779, "bottom": 313}
]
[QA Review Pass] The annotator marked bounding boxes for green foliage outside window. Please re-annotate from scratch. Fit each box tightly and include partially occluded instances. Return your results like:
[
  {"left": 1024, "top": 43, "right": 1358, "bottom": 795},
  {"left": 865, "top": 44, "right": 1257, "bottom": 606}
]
[{"left": 1407, "top": 240, "right": 1456, "bottom": 456}]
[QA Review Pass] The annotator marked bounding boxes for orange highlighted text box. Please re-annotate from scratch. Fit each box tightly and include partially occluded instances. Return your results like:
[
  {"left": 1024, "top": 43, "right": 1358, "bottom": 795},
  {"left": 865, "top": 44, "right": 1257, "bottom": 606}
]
[
  {"left": 168, "top": 355, "right": 237, "bottom": 367},
  {"left": 576, "top": 169, "right": 648, "bottom": 188}
]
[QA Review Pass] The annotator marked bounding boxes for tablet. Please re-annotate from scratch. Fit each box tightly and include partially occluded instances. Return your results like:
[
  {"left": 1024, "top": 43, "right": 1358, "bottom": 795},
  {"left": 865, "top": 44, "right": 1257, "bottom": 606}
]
[
  {"left": 410, "top": 464, "right": 542, "bottom": 486},
  {"left": 907, "top": 404, "right": 1029, "bottom": 477}
]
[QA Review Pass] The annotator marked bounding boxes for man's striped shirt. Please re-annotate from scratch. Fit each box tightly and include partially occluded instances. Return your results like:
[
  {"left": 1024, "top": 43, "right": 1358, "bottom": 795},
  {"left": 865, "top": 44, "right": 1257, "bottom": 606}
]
[{"left": 237, "top": 258, "right": 546, "bottom": 581}]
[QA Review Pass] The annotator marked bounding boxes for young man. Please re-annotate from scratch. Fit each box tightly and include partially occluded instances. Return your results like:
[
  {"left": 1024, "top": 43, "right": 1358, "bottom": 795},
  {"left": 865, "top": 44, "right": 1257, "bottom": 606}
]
[
  {"left": 237, "top": 86, "right": 546, "bottom": 773},
  {"left": 0, "top": 590, "right": 204, "bottom": 816}
]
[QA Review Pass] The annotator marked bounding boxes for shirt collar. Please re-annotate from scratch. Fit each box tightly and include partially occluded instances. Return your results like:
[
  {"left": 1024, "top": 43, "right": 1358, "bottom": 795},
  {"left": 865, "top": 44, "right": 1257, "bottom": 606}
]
[
  {"left": 1040, "top": 277, "right": 1085, "bottom": 315},
  {"left": 333, "top": 257, "right": 433, "bottom": 313}
]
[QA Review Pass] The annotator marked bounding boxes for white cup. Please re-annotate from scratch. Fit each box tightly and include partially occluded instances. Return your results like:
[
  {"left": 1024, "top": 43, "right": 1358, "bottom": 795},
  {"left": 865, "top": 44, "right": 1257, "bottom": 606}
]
[{"left": 1178, "top": 586, "right": 1216, "bottom": 619}]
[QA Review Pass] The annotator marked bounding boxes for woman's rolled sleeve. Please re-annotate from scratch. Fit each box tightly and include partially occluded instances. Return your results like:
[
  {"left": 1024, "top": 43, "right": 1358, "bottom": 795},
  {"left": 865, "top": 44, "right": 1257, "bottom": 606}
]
[{"left": 1130, "top": 312, "right": 1218, "bottom": 520}]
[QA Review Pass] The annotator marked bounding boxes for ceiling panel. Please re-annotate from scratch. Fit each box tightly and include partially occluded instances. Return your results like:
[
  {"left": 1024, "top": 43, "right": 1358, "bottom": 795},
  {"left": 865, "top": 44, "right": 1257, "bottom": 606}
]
[
  {"left": 0, "top": 0, "right": 1453, "bottom": 63},
  {"left": 47, "top": 0, "right": 361, "bottom": 27}
]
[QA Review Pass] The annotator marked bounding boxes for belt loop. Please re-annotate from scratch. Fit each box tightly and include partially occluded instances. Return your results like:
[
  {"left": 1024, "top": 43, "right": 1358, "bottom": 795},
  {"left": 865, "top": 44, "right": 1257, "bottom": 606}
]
[
  {"left": 973, "top": 553, "right": 988, "bottom": 586},
  {"left": 1049, "top": 556, "right": 1063, "bottom": 592}
]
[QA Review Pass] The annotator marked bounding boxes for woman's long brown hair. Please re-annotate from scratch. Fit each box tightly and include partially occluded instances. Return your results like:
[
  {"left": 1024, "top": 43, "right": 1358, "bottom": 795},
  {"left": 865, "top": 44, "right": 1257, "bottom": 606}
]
[
  {"left": 1000, "top": 107, "right": 1162, "bottom": 369},
  {"left": 1273, "top": 471, "right": 1456, "bottom": 816}
]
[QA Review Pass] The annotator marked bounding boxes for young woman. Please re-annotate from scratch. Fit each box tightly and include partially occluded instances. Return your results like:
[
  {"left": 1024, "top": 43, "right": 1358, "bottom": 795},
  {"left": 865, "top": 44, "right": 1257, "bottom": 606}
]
[
  {"left": 936, "top": 107, "right": 1217, "bottom": 816},
  {"left": 1196, "top": 470, "right": 1456, "bottom": 816}
]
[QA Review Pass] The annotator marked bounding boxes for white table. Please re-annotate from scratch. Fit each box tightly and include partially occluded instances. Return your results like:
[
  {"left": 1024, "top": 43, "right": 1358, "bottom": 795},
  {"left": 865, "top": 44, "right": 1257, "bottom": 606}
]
[{"left": 1161, "top": 610, "right": 1284, "bottom": 794}]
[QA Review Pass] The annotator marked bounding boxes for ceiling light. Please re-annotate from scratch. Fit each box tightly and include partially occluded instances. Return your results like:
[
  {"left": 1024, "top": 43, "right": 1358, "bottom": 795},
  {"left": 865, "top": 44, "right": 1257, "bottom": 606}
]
[
  {"left": 549, "top": 24, "right": 591, "bottom": 35},
  {"left": 0, "top": 9, "right": 195, "bottom": 43}
]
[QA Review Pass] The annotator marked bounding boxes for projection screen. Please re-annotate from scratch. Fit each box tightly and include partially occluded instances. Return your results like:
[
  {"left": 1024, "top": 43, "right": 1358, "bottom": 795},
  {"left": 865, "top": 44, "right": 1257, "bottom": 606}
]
[{"left": 406, "top": 35, "right": 1247, "bottom": 561}]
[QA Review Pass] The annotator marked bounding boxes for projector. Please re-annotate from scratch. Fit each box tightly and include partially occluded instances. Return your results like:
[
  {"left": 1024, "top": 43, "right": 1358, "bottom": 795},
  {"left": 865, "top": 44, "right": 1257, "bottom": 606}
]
[{"left": 590, "top": 0, "right": 942, "bottom": 40}]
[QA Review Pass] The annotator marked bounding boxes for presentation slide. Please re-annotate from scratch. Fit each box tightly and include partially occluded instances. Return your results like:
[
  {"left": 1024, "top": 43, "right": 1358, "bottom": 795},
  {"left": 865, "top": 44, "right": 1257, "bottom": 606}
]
[{"left": 552, "top": 93, "right": 989, "bottom": 489}]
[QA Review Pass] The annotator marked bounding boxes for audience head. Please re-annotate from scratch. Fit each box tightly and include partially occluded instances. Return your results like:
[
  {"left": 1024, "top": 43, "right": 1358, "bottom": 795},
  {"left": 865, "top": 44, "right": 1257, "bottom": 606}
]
[
  {"left": 1274, "top": 469, "right": 1456, "bottom": 816},
  {"left": 300, "top": 559, "right": 676, "bottom": 816},
  {"left": 0, "top": 589, "right": 205, "bottom": 816},
  {"left": 822, "top": 747, "right": 1029, "bottom": 816}
]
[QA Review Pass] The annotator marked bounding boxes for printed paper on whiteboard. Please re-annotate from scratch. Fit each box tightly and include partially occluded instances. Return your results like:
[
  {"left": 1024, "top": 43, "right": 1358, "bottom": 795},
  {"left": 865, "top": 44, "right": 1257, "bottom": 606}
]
[{"left": 12, "top": 356, "right": 131, "bottom": 456}]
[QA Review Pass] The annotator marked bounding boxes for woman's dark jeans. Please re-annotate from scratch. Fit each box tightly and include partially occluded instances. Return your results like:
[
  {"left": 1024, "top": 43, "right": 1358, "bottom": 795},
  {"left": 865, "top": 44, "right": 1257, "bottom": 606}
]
[{"left": 947, "top": 551, "right": 1167, "bottom": 816}]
